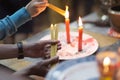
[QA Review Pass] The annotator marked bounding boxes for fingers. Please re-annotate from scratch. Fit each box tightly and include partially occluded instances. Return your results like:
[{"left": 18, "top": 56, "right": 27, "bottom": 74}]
[
  {"left": 35, "top": 0, "right": 48, "bottom": 7},
  {"left": 43, "top": 56, "right": 59, "bottom": 66},
  {"left": 51, "top": 40, "right": 60, "bottom": 45},
  {"left": 36, "top": 2, "right": 48, "bottom": 7},
  {"left": 42, "top": 40, "right": 60, "bottom": 45},
  {"left": 57, "top": 42, "right": 61, "bottom": 50},
  {"left": 44, "top": 42, "right": 61, "bottom": 49},
  {"left": 43, "top": 51, "right": 50, "bottom": 59}
]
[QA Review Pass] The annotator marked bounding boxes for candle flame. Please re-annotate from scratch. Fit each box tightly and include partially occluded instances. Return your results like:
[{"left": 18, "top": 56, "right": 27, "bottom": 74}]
[
  {"left": 103, "top": 57, "right": 111, "bottom": 66},
  {"left": 50, "top": 24, "right": 54, "bottom": 28},
  {"left": 103, "top": 57, "right": 111, "bottom": 73},
  {"left": 78, "top": 17, "right": 83, "bottom": 26},
  {"left": 65, "top": 6, "right": 69, "bottom": 19}
]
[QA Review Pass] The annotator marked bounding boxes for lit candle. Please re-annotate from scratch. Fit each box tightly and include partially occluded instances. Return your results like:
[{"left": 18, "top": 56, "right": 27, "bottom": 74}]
[
  {"left": 103, "top": 57, "right": 111, "bottom": 73},
  {"left": 101, "top": 57, "right": 113, "bottom": 80},
  {"left": 65, "top": 6, "right": 70, "bottom": 43},
  {"left": 50, "top": 24, "right": 54, "bottom": 40},
  {"left": 78, "top": 17, "right": 83, "bottom": 51},
  {"left": 96, "top": 51, "right": 118, "bottom": 80}
]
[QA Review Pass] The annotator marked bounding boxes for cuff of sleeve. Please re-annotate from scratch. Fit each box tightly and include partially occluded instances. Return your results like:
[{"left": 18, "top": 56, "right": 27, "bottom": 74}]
[{"left": 9, "top": 7, "right": 32, "bottom": 29}]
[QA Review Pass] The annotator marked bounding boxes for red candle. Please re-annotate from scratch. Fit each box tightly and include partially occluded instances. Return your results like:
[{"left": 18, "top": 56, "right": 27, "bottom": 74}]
[
  {"left": 65, "top": 6, "right": 70, "bottom": 43},
  {"left": 78, "top": 17, "right": 83, "bottom": 51}
]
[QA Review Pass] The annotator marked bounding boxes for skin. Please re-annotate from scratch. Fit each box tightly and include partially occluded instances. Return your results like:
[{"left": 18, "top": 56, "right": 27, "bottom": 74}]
[
  {"left": 0, "top": 56, "right": 59, "bottom": 80},
  {"left": 0, "top": 0, "right": 61, "bottom": 80},
  {"left": 25, "top": 0, "right": 48, "bottom": 17},
  {"left": 0, "top": 40, "right": 61, "bottom": 59}
]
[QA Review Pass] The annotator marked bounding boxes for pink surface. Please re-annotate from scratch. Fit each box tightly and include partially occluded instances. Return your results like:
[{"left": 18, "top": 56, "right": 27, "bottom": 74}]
[
  {"left": 108, "top": 27, "right": 120, "bottom": 38},
  {"left": 40, "top": 32, "right": 99, "bottom": 60}
]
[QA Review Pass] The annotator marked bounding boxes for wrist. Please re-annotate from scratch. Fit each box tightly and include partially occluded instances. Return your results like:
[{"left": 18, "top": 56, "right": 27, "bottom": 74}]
[{"left": 17, "top": 42, "right": 24, "bottom": 59}]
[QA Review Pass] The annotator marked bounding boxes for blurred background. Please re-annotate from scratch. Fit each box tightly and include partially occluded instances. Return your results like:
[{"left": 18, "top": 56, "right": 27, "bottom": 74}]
[{"left": 1, "top": 0, "right": 119, "bottom": 44}]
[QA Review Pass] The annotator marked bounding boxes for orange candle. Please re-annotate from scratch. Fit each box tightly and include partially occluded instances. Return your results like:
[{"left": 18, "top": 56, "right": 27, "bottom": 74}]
[
  {"left": 65, "top": 6, "right": 70, "bottom": 43},
  {"left": 78, "top": 17, "right": 83, "bottom": 51}
]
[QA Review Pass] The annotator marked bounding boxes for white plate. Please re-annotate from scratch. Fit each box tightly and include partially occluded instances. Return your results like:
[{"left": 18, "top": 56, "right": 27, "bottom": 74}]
[
  {"left": 40, "top": 32, "right": 99, "bottom": 60},
  {"left": 45, "top": 56, "right": 100, "bottom": 80}
]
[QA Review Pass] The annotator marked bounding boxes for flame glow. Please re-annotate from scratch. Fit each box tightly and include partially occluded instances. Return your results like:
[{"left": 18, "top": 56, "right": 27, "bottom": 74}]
[
  {"left": 78, "top": 17, "right": 83, "bottom": 26},
  {"left": 65, "top": 6, "right": 69, "bottom": 19}
]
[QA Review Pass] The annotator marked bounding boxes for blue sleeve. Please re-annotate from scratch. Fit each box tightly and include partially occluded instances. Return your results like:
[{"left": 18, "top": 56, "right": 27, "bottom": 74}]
[{"left": 0, "top": 7, "right": 32, "bottom": 40}]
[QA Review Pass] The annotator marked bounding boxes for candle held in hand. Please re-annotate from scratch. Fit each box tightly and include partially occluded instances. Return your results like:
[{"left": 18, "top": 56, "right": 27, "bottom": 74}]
[
  {"left": 50, "top": 24, "right": 58, "bottom": 57},
  {"left": 78, "top": 17, "right": 83, "bottom": 51},
  {"left": 54, "top": 24, "right": 58, "bottom": 53},
  {"left": 65, "top": 6, "right": 70, "bottom": 43}
]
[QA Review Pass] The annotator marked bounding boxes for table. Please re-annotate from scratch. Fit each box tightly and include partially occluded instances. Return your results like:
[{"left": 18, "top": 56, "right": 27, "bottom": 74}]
[{"left": 0, "top": 12, "right": 119, "bottom": 80}]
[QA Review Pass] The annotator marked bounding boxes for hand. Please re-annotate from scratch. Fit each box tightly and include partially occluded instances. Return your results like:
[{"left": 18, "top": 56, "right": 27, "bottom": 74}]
[
  {"left": 25, "top": 0, "right": 48, "bottom": 17},
  {"left": 13, "top": 56, "right": 59, "bottom": 77},
  {"left": 23, "top": 40, "right": 61, "bottom": 58}
]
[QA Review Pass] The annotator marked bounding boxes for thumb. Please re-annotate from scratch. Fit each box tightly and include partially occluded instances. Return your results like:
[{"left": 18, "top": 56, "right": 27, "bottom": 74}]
[{"left": 43, "top": 40, "right": 60, "bottom": 45}]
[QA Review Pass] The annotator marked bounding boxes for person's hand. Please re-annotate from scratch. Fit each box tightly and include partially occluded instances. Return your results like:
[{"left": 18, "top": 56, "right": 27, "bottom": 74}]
[
  {"left": 23, "top": 40, "right": 61, "bottom": 58},
  {"left": 25, "top": 0, "right": 48, "bottom": 17},
  {"left": 13, "top": 56, "right": 59, "bottom": 77}
]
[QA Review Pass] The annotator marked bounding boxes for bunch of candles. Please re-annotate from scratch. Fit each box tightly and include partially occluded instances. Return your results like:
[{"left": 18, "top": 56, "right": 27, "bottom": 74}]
[
  {"left": 64, "top": 6, "right": 83, "bottom": 51},
  {"left": 50, "top": 24, "right": 58, "bottom": 57},
  {"left": 48, "top": 3, "right": 83, "bottom": 52}
]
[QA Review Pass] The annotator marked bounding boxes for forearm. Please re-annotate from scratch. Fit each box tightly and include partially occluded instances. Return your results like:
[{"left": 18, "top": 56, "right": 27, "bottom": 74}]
[
  {"left": 0, "top": 7, "right": 32, "bottom": 40},
  {"left": 0, "top": 44, "right": 18, "bottom": 59},
  {"left": 13, "top": 66, "right": 34, "bottom": 80},
  {"left": 0, "top": 65, "right": 33, "bottom": 80}
]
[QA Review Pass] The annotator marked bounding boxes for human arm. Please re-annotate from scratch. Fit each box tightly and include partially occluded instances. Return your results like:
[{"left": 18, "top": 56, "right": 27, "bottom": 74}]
[
  {"left": 0, "top": 56, "right": 59, "bottom": 80},
  {"left": 13, "top": 56, "right": 59, "bottom": 77},
  {"left": 0, "top": 40, "right": 61, "bottom": 59},
  {"left": 0, "top": 0, "right": 48, "bottom": 40}
]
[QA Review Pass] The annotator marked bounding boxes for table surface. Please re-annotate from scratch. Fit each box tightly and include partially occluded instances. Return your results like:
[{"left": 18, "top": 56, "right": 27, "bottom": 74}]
[{"left": 0, "top": 12, "right": 119, "bottom": 80}]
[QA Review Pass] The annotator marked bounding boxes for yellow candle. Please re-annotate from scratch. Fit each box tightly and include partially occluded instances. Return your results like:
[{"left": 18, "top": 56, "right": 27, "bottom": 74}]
[
  {"left": 54, "top": 24, "right": 58, "bottom": 53},
  {"left": 50, "top": 24, "right": 54, "bottom": 40},
  {"left": 50, "top": 24, "right": 55, "bottom": 57},
  {"left": 54, "top": 24, "right": 58, "bottom": 40},
  {"left": 50, "top": 24, "right": 58, "bottom": 57},
  {"left": 65, "top": 6, "right": 70, "bottom": 43}
]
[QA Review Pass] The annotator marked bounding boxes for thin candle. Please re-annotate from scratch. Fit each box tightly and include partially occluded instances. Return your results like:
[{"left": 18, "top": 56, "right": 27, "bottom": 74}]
[
  {"left": 50, "top": 24, "right": 54, "bottom": 40},
  {"left": 54, "top": 24, "right": 58, "bottom": 40},
  {"left": 50, "top": 24, "right": 55, "bottom": 56},
  {"left": 65, "top": 6, "right": 70, "bottom": 43},
  {"left": 47, "top": 3, "right": 65, "bottom": 16},
  {"left": 78, "top": 17, "right": 83, "bottom": 51},
  {"left": 54, "top": 24, "right": 58, "bottom": 53}
]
